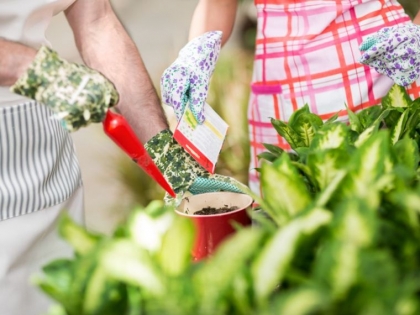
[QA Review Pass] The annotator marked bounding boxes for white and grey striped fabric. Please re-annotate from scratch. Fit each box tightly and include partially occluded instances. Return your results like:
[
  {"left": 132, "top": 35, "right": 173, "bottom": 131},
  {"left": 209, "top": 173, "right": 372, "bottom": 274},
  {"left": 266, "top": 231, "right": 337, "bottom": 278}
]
[{"left": 0, "top": 101, "right": 82, "bottom": 221}]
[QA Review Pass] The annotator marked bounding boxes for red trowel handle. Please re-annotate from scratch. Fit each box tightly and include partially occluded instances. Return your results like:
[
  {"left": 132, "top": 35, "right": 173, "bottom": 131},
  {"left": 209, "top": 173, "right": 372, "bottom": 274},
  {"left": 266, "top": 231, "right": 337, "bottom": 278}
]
[{"left": 103, "top": 110, "right": 176, "bottom": 198}]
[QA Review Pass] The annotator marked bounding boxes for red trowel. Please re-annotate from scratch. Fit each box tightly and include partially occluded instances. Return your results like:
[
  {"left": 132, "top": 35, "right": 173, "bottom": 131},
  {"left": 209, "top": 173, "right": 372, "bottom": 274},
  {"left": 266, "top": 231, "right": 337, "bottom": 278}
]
[{"left": 102, "top": 110, "right": 176, "bottom": 198}]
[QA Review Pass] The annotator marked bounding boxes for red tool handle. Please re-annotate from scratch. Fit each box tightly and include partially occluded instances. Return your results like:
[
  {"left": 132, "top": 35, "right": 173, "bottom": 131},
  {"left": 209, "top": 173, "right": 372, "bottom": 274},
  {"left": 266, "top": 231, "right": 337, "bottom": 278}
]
[{"left": 103, "top": 110, "right": 176, "bottom": 198}]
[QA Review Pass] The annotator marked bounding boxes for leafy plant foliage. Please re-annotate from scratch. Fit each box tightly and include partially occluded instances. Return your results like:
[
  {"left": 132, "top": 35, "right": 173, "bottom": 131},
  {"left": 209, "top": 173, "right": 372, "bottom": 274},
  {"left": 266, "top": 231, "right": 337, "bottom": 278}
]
[{"left": 38, "top": 85, "right": 420, "bottom": 315}]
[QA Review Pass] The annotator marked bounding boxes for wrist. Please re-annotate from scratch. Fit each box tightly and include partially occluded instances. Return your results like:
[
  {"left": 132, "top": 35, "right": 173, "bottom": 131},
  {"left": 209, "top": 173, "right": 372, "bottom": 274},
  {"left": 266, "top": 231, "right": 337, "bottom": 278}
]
[
  {"left": 0, "top": 41, "right": 36, "bottom": 86},
  {"left": 412, "top": 9, "right": 420, "bottom": 25}
]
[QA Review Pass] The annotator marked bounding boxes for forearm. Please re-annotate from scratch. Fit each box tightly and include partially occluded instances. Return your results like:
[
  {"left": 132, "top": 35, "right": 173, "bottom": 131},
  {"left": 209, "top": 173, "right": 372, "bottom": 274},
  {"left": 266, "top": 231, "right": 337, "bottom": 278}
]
[
  {"left": 0, "top": 39, "right": 36, "bottom": 86},
  {"left": 65, "top": 1, "right": 168, "bottom": 143},
  {"left": 414, "top": 5, "right": 420, "bottom": 25},
  {"left": 189, "top": 0, "right": 238, "bottom": 45}
]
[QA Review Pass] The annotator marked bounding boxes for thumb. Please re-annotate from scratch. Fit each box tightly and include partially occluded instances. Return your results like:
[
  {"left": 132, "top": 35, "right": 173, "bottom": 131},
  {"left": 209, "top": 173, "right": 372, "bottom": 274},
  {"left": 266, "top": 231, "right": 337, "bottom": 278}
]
[
  {"left": 161, "top": 68, "right": 191, "bottom": 122},
  {"left": 188, "top": 75, "right": 209, "bottom": 124},
  {"left": 189, "top": 176, "right": 246, "bottom": 195},
  {"left": 359, "top": 35, "right": 378, "bottom": 52}
]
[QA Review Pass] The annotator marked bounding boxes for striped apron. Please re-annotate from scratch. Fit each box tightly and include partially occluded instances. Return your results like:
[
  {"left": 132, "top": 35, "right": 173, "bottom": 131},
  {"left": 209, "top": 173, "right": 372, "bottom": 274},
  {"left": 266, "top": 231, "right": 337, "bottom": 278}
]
[
  {"left": 248, "top": 0, "right": 420, "bottom": 194},
  {"left": 0, "top": 101, "right": 83, "bottom": 315}
]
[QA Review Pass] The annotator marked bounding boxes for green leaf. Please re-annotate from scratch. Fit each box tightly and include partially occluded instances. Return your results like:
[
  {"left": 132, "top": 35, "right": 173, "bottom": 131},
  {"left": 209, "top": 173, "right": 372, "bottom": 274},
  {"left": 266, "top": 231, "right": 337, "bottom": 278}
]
[
  {"left": 402, "top": 109, "right": 420, "bottom": 139},
  {"left": 195, "top": 228, "right": 265, "bottom": 314},
  {"left": 324, "top": 111, "right": 341, "bottom": 125},
  {"left": 252, "top": 208, "right": 332, "bottom": 304},
  {"left": 389, "top": 191, "right": 420, "bottom": 230},
  {"left": 382, "top": 84, "right": 412, "bottom": 109},
  {"left": 394, "top": 137, "right": 420, "bottom": 171},
  {"left": 68, "top": 251, "right": 100, "bottom": 313},
  {"left": 354, "top": 121, "right": 380, "bottom": 147},
  {"left": 314, "top": 197, "right": 378, "bottom": 300},
  {"left": 390, "top": 110, "right": 409, "bottom": 144},
  {"left": 289, "top": 147, "right": 311, "bottom": 163},
  {"left": 271, "top": 118, "right": 303, "bottom": 149},
  {"left": 310, "top": 123, "right": 351, "bottom": 151},
  {"left": 262, "top": 143, "right": 284, "bottom": 156},
  {"left": 158, "top": 216, "right": 195, "bottom": 277},
  {"left": 83, "top": 266, "right": 128, "bottom": 315},
  {"left": 354, "top": 107, "right": 390, "bottom": 148},
  {"left": 307, "top": 148, "right": 350, "bottom": 190},
  {"left": 128, "top": 201, "right": 173, "bottom": 252},
  {"left": 260, "top": 155, "right": 312, "bottom": 225},
  {"left": 314, "top": 241, "right": 359, "bottom": 299},
  {"left": 58, "top": 214, "right": 101, "bottom": 255},
  {"left": 382, "top": 84, "right": 412, "bottom": 128},
  {"left": 346, "top": 104, "right": 363, "bottom": 133},
  {"left": 271, "top": 287, "right": 329, "bottom": 315},
  {"left": 315, "top": 170, "right": 347, "bottom": 207},
  {"left": 35, "top": 259, "right": 79, "bottom": 314},
  {"left": 292, "top": 111, "right": 324, "bottom": 147},
  {"left": 100, "top": 240, "right": 164, "bottom": 295},
  {"left": 127, "top": 286, "right": 143, "bottom": 315},
  {"left": 288, "top": 103, "right": 310, "bottom": 126},
  {"left": 357, "top": 105, "right": 383, "bottom": 130},
  {"left": 257, "top": 151, "right": 279, "bottom": 162},
  {"left": 339, "top": 131, "right": 391, "bottom": 208},
  {"left": 332, "top": 199, "right": 377, "bottom": 247},
  {"left": 230, "top": 267, "right": 254, "bottom": 315}
]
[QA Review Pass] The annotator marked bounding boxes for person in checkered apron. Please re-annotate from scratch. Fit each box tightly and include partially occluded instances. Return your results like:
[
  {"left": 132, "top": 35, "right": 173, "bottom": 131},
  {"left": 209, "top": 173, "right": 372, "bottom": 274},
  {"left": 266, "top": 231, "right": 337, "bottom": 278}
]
[{"left": 163, "top": 0, "right": 420, "bottom": 195}]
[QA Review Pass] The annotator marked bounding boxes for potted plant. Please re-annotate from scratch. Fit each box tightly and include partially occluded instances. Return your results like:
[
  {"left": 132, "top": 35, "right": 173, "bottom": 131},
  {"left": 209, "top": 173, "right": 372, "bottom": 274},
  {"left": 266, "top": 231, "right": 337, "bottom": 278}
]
[{"left": 176, "top": 191, "right": 253, "bottom": 261}]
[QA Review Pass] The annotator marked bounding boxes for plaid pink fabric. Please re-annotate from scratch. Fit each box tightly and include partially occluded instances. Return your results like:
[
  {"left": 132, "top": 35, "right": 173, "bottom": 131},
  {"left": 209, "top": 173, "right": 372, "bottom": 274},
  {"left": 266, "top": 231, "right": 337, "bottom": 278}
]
[{"left": 248, "top": 0, "right": 420, "bottom": 194}]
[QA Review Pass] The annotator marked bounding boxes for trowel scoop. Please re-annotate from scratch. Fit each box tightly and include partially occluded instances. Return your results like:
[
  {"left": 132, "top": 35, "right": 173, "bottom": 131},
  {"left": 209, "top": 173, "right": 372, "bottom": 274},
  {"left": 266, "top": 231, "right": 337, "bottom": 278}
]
[{"left": 103, "top": 110, "right": 176, "bottom": 198}]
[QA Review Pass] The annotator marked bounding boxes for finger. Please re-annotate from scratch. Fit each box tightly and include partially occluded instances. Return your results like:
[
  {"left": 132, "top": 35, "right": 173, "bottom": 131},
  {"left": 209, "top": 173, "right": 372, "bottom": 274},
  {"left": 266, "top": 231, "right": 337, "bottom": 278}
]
[
  {"left": 161, "top": 66, "right": 191, "bottom": 121},
  {"left": 179, "top": 31, "right": 222, "bottom": 77},
  {"left": 359, "top": 35, "right": 378, "bottom": 52},
  {"left": 188, "top": 74, "right": 209, "bottom": 124}
]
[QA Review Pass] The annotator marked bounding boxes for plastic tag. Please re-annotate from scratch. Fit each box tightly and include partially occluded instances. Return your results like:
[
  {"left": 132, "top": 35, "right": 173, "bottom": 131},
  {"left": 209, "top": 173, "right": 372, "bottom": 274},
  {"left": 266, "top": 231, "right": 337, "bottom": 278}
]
[{"left": 174, "top": 103, "right": 228, "bottom": 173}]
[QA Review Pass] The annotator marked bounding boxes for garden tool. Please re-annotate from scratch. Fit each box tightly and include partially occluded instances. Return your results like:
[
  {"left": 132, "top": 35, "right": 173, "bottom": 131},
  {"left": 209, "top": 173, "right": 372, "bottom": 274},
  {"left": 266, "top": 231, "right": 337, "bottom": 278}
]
[{"left": 103, "top": 110, "right": 176, "bottom": 198}]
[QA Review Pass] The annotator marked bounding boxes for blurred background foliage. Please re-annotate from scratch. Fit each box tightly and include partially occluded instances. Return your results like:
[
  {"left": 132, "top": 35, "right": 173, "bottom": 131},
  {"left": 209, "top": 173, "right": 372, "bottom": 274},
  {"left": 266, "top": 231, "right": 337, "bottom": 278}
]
[
  {"left": 399, "top": 0, "right": 419, "bottom": 18},
  {"left": 111, "top": 0, "right": 419, "bottom": 222}
]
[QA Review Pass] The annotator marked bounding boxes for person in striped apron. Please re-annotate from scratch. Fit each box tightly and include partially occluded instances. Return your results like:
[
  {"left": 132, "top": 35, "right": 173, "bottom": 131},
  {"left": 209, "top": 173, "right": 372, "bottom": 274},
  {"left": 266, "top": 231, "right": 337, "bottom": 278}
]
[
  {"left": 163, "top": 0, "right": 420, "bottom": 195},
  {"left": 0, "top": 0, "right": 168, "bottom": 314},
  {"left": 0, "top": 1, "right": 245, "bottom": 313}
]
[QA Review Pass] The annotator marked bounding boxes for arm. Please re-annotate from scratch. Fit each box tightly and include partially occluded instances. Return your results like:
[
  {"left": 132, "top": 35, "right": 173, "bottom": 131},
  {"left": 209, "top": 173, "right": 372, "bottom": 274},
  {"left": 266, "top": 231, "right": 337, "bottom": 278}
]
[
  {"left": 413, "top": 5, "right": 420, "bottom": 24},
  {"left": 189, "top": 0, "right": 238, "bottom": 45},
  {"left": 0, "top": 40, "right": 36, "bottom": 86},
  {"left": 65, "top": 0, "right": 168, "bottom": 143}
]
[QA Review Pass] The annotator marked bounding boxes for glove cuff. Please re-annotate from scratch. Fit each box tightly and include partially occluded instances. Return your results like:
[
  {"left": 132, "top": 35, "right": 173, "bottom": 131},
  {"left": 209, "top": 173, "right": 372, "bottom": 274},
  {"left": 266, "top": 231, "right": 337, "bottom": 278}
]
[
  {"left": 145, "top": 129, "right": 207, "bottom": 193},
  {"left": 11, "top": 46, "right": 65, "bottom": 99}
]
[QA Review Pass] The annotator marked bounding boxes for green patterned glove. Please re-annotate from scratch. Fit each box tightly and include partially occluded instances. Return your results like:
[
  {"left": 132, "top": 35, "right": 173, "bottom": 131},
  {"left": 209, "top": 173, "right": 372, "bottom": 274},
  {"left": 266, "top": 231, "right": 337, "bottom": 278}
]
[
  {"left": 11, "top": 46, "right": 119, "bottom": 131},
  {"left": 145, "top": 129, "right": 247, "bottom": 202}
]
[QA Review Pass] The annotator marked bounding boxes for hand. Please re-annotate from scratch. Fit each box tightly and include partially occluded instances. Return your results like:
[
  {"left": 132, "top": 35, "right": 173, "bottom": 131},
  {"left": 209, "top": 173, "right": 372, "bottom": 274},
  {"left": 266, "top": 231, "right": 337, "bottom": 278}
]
[
  {"left": 359, "top": 23, "right": 420, "bottom": 87},
  {"left": 160, "top": 31, "right": 222, "bottom": 124},
  {"left": 11, "top": 46, "right": 119, "bottom": 131},
  {"left": 145, "top": 130, "right": 246, "bottom": 203}
]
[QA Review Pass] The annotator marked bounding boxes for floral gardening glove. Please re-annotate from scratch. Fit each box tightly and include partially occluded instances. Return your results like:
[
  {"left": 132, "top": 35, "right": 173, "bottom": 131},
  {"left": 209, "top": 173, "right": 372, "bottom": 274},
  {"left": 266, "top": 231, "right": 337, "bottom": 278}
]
[
  {"left": 11, "top": 46, "right": 119, "bottom": 131},
  {"left": 359, "top": 23, "right": 420, "bottom": 86},
  {"left": 160, "top": 31, "right": 222, "bottom": 124},
  {"left": 145, "top": 129, "right": 246, "bottom": 204}
]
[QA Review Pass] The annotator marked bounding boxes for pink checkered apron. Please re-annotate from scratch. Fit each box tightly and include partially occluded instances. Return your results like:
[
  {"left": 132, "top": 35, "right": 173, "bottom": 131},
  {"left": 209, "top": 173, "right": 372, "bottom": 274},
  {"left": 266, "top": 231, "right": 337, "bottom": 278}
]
[{"left": 248, "top": 0, "right": 420, "bottom": 194}]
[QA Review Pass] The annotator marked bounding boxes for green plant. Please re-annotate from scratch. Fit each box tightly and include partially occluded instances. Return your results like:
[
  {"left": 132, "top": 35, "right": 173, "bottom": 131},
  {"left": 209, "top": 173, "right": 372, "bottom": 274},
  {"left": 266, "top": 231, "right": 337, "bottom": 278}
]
[{"left": 37, "top": 85, "right": 420, "bottom": 315}]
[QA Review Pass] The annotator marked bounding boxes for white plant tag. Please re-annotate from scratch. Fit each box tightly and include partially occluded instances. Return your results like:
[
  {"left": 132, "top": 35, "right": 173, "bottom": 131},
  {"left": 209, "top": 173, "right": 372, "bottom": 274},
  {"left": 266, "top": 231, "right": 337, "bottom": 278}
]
[{"left": 174, "top": 103, "right": 228, "bottom": 173}]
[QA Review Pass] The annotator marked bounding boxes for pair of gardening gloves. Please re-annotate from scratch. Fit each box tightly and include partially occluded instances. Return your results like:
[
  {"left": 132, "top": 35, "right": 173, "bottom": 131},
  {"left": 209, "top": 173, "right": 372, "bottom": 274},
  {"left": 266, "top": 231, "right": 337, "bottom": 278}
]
[
  {"left": 359, "top": 22, "right": 420, "bottom": 86},
  {"left": 11, "top": 31, "right": 245, "bottom": 204},
  {"left": 147, "top": 30, "right": 245, "bottom": 203}
]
